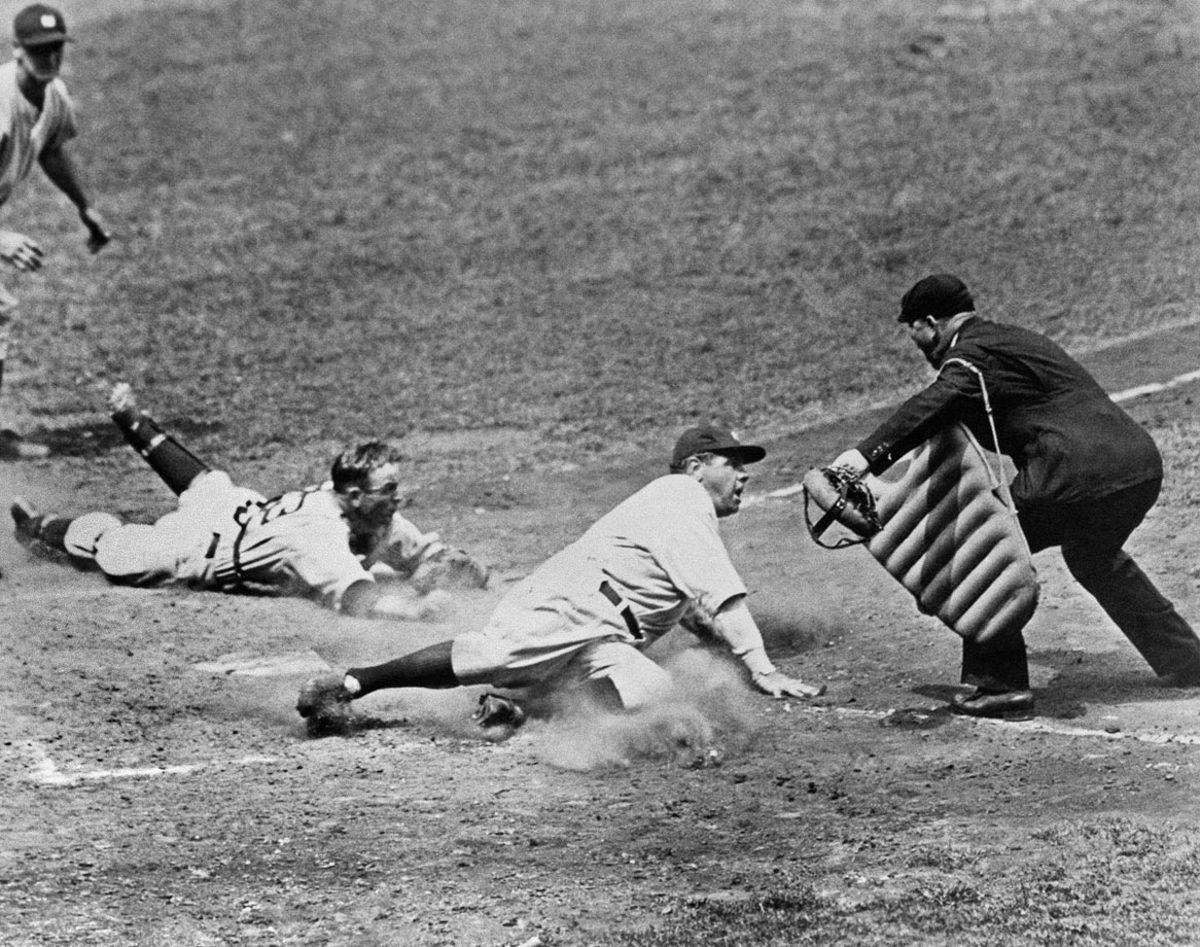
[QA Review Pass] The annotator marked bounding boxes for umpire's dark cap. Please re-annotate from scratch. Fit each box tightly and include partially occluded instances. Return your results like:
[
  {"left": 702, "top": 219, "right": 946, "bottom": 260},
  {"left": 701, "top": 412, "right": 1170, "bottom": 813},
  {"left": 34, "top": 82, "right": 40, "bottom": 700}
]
[
  {"left": 672, "top": 424, "right": 766, "bottom": 468},
  {"left": 14, "top": 4, "right": 71, "bottom": 47},
  {"left": 899, "top": 274, "right": 974, "bottom": 323}
]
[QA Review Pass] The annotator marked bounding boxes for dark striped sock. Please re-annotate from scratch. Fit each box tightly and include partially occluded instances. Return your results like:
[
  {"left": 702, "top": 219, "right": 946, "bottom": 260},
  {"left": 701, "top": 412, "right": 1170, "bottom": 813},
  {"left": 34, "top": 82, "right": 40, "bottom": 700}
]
[{"left": 348, "top": 640, "right": 459, "bottom": 696}]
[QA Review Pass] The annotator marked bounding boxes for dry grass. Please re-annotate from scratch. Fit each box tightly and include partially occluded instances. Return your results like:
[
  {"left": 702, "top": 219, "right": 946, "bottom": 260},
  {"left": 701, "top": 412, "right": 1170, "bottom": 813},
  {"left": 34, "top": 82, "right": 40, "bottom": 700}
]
[{"left": 10, "top": 0, "right": 1199, "bottom": 471}]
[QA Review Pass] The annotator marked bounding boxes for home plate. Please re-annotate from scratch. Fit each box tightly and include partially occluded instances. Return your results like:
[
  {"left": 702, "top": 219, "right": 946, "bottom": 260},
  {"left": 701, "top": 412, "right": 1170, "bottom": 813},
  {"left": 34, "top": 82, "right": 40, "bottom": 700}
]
[{"left": 192, "top": 650, "right": 332, "bottom": 677}]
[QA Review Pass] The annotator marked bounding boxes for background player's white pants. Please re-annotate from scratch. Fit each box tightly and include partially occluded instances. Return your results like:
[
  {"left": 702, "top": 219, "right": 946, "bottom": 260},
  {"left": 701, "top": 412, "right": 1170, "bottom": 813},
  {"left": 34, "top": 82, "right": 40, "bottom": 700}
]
[{"left": 0, "top": 281, "right": 18, "bottom": 362}]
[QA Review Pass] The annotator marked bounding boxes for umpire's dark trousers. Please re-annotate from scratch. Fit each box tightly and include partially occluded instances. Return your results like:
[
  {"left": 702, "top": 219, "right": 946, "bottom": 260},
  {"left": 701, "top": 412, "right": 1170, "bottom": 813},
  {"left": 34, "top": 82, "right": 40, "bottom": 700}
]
[{"left": 961, "top": 478, "right": 1200, "bottom": 692}]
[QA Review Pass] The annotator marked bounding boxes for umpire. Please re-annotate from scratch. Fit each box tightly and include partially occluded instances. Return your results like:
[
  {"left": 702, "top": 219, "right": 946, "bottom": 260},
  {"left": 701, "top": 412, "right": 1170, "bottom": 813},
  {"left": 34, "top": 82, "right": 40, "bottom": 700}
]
[{"left": 831, "top": 274, "right": 1200, "bottom": 717}]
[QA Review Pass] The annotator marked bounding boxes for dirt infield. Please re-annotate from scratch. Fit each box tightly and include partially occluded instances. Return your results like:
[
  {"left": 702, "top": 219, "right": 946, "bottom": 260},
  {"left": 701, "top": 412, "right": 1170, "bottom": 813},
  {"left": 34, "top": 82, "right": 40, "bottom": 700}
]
[
  {"left": 2, "top": 0, "right": 1200, "bottom": 941},
  {"left": 3, "top": 334, "right": 1199, "bottom": 944}
]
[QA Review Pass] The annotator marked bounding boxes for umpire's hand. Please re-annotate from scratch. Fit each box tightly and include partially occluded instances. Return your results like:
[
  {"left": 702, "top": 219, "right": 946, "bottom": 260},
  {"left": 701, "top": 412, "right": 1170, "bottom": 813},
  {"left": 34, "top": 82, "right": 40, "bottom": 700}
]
[
  {"left": 752, "top": 669, "right": 826, "bottom": 699},
  {"left": 0, "top": 230, "right": 44, "bottom": 271}
]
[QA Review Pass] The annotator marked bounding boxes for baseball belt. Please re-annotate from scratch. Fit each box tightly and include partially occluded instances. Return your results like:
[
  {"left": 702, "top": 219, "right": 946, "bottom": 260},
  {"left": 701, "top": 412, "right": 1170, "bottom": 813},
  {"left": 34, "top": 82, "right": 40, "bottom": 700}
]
[{"left": 600, "top": 579, "right": 643, "bottom": 641}]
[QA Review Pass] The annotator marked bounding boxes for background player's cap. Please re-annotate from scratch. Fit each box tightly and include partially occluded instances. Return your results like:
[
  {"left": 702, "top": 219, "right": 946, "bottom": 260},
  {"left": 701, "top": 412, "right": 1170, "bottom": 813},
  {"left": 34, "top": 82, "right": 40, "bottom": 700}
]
[
  {"left": 14, "top": 4, "right": 71, "bottom": 47},
  {"left": 671, "top": 424, "right": 766, "bottom": 468},
  {"left": 899, "top": 273, "right": 974, "bottom": 324}
]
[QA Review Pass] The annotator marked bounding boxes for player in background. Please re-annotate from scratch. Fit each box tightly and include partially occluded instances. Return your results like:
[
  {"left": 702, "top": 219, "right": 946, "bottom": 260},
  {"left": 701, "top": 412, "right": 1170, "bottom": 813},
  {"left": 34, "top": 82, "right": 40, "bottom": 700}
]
[
  {"left": 11, "top": 384, "right": 490, "bottom": 618},
  {"left": 297, "top": 424, "right": 825, "bottom": 734},
  {"left": 823, "top": 274, "right": 1200, "bottom": 717},
  {"left": 0, "top": 4, "right": 111, "bottom": 460}
]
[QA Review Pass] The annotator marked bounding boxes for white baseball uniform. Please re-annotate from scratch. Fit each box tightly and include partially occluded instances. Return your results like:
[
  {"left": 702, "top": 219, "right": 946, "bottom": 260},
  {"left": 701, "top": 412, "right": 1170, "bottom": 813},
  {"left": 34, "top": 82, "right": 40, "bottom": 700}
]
[
  {"left": 0, "top": 59, "right": 76, "bottom": 205},
  {"left": 451, "top": 474, "right": 747, "bottom": 708},
  {"left": 0, "top": 58, "right": 77, "bottom": 343},
  {"left": 66, "top": 470, "right": 440, "bottom": 611}
]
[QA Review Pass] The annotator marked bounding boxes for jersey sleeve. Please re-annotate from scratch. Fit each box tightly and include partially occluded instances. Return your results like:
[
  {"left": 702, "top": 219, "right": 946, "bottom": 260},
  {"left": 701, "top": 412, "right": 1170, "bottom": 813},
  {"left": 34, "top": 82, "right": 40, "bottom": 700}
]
[
  {"left": 285, "top": 522, "right": 375, "bottom": 610},
  {"left": 855, "top": 358, "right": 981, "bottom": 473}
]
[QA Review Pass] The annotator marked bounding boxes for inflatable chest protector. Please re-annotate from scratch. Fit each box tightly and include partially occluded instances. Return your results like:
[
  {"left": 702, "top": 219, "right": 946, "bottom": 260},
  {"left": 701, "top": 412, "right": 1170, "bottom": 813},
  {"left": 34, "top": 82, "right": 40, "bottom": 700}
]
[
  {"left": 808, "top": 359, "right": 1039, "bottom": 643},
  {"left": 865, "top": 422, "right": 1038, "bottom": 642}
]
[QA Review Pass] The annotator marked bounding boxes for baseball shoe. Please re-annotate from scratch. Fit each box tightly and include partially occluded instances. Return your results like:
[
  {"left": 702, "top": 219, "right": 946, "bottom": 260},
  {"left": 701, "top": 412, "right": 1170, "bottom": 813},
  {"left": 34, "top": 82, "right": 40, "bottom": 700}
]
[
  {"left": 950, "top": 688, "right": 1034, "bottom": 718},
  {"left": 10, "top": 496, "right": 69, "bottom": 562},
  {"left": 297, "top": 673, "right": 356, "bottom": 735},
  {"left": 11, "top": 496, "right": 47, "bottom": 546},
  {"left": 473, "top": 693, "right": 526, "bottom": 730},
  {"left": 107, "top": 382, "right": 140, "bottom": 422},
  {"left": 0, "top": 428, "right": 49, "bottom": 461},
  {"left": 1158, "top": 665, "right": 1200, "bottom": 688}
]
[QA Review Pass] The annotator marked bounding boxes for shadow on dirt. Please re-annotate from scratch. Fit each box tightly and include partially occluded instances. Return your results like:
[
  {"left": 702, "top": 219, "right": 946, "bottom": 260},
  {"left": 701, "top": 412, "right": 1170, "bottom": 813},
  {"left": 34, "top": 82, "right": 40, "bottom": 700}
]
[
  {"left": 303, "top": 713, "right": 415, "bottom": 739},
  {"left": 907, "top": 649, "right": 1196, "bottom": 723},
  {"left": 880, "top": 706, "right": 954, "bottom": 730},
  {"left": 28, "top": 417, "right": 224, "bottom": 458}
]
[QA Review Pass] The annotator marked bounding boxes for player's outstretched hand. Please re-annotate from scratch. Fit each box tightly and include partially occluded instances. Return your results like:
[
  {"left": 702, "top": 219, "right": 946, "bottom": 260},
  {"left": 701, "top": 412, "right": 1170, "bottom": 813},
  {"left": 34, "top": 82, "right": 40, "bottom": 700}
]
[
  {"left": 79, "top": 207, "right": 111, "bottom": 254},
  {"left": 752, "top": 669, "right": 826, "bottom": 699},
  {"left": 0, "top": 230, "right": 44, "bottom": 271}
]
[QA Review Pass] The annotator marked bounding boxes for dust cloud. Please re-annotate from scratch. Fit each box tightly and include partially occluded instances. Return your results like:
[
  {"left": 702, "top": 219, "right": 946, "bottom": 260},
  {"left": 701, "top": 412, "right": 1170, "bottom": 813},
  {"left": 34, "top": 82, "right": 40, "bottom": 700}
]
[{"left": 530, "top": 648, "right": 762, "bottom": 772}]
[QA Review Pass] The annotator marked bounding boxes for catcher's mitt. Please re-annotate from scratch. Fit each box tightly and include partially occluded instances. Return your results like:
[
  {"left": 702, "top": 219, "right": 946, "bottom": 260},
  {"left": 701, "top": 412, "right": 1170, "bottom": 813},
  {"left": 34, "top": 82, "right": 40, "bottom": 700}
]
[{"left": 801, "top": 466, "right": 882, "bottom": 548}]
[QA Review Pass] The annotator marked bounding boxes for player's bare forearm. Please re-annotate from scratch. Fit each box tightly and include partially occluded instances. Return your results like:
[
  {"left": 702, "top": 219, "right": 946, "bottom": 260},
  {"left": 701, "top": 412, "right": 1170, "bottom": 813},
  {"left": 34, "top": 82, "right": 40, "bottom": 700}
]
[
  {"left": 38, "top": 146, "right": 110, "bottom": 252},
  {"left": 714, "top": 597, "right": 826, "bottom": 699},
  {"left": 38, "top": 145, "right": 88, "bottom": 207}
]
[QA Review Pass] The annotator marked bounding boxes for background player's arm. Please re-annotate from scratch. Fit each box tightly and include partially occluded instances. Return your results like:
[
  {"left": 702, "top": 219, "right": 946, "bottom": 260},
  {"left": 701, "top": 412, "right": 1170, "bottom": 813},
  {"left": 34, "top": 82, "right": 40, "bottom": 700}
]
[
  {"left": 708, "top": 595, "right": 825, "bottom": 698},
  {"left": 37, "top": 143, "right": 110, "bottom": 252}
]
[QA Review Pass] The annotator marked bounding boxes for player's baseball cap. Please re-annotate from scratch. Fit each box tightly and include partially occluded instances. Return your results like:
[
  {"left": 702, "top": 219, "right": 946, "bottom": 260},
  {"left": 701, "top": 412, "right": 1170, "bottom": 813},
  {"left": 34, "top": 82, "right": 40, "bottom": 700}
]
[
  {"left": 671, "top": 423, "right": 766, "bottom": 468},
  {"left": 13, "top": 4, "right": 71, "bottom": 48},
  {"left": 899, "top": 274, "right": 974, "bottom": 324}
]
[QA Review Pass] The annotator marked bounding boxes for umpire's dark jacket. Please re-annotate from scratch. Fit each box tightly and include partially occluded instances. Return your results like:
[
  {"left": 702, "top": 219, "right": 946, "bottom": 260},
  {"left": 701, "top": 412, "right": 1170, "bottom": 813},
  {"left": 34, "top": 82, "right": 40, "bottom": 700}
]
[{"left": 856, "top": 317, "right": 1162, "bottom": 511}]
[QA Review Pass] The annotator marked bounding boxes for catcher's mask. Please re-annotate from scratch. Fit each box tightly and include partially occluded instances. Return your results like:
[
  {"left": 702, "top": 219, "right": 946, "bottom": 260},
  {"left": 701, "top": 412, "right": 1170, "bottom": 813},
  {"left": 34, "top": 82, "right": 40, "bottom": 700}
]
[{"left": 801, "top": 466, "right": 882, "bottom": 549}]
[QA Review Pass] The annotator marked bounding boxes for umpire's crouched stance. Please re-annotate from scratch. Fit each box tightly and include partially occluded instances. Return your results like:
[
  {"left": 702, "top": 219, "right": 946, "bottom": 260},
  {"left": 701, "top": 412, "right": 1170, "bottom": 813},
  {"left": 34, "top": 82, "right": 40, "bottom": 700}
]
[{"left": 827, "top": 274, "right": 1200, "bottom": 718}]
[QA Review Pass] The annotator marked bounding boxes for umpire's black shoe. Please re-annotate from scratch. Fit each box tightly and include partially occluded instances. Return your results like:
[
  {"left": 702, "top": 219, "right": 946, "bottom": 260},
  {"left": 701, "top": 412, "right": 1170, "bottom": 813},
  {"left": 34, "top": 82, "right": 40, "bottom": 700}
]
[
  {"left": 1158, "top": 666, "right": 1200, "bottom": 688},
  {"left": 950, "top": 688, "right": 1034, "bottom": 718}
]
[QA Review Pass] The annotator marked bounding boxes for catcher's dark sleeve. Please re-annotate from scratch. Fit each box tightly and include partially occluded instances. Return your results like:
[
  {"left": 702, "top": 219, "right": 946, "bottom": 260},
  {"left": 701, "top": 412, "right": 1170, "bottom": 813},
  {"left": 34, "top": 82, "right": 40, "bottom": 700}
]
[{"left": 856, "top": 361, "right": 980, "bottom": 474}]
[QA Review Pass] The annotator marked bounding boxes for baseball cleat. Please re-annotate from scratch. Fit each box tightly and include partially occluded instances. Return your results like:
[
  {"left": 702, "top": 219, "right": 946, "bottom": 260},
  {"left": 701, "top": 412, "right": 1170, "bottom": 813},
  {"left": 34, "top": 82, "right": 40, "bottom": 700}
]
[
  {"left": 297, "top": 673, "right": 356, "bottom": 735},
  {"left": 11, "top": 496, "right": 75, "bottom": 564},
  {"left": 11, "top": 495, "right": 44, "bottom": 544},
  {"left": 107, "top": 381, "right": 139, "bottom": 419},
  {"left": 949, "top": 688, "right": 1034, "bottom": 718},
  {"left": 472, "top": 693, "right": 526, "bottom": 729},
  {"left": 0, "top": 429, "right": 49, "bottom": 461}
]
